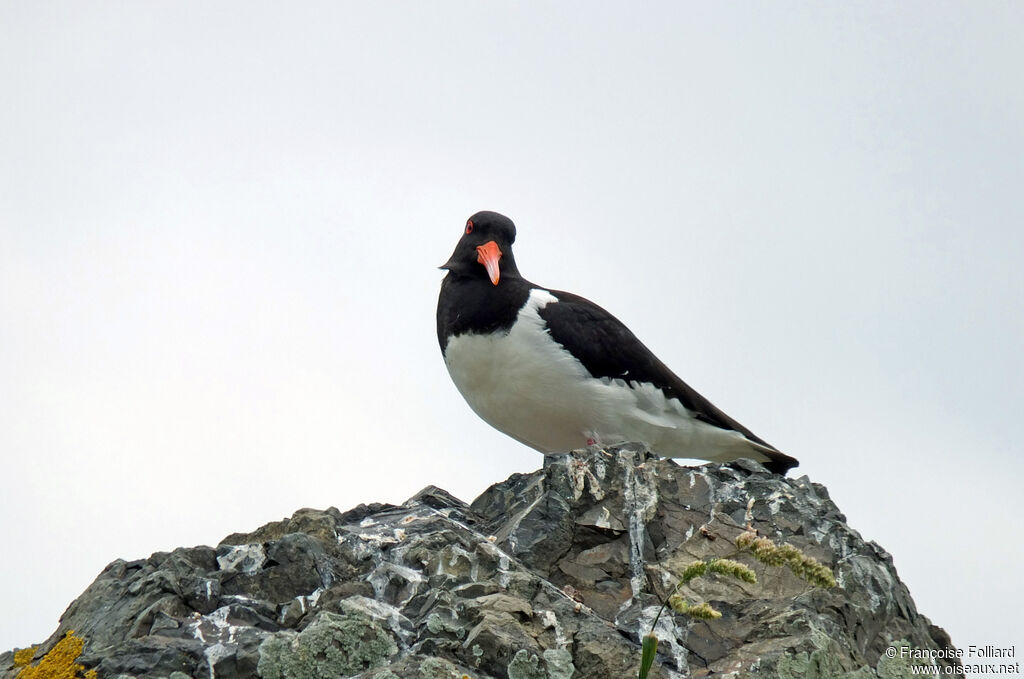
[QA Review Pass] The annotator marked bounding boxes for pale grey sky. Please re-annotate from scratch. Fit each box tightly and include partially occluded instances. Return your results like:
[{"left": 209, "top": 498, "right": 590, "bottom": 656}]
[{"left": 2, "top": 1, "right": 1021, "bottom": 662}]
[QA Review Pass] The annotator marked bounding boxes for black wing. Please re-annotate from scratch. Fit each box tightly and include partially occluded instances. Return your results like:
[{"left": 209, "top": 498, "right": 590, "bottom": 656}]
[{"left": 539, "top": 289, "right": 792, "bottom": 460}]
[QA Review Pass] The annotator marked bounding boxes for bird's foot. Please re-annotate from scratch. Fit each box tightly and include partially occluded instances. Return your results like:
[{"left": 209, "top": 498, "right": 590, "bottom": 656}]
[{"left": 584, "top": 430, "right": 605, "bottom": 449}]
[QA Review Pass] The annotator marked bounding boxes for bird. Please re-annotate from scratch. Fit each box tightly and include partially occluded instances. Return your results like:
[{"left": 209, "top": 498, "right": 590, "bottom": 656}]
[{"left": 436, "top": 211, "right": 798, "bottom": 474}]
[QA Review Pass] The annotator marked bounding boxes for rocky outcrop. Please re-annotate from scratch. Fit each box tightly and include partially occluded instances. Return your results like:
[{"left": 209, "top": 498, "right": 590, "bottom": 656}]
[{"left": 2, "top": 446, "right": 959, "bottom": 678}]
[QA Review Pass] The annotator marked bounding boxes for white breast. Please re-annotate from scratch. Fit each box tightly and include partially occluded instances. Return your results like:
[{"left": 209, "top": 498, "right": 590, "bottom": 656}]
[{"left": 443, "top": 289, "right": 756, "bottom": 460}]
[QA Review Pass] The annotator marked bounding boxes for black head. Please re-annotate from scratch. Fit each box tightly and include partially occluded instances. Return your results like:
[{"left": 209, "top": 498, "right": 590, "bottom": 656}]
[{"left": 440, "top": 211, "right": 522, "bottom": 284}]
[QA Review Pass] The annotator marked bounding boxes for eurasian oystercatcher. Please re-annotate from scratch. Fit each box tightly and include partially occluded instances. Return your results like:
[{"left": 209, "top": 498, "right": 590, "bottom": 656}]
[{"left": 436, "top": 211, "right": 798, "bottom": 474}]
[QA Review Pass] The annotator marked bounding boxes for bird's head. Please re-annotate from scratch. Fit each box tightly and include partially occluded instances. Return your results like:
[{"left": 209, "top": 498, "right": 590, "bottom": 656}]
[{"left": 440, "top": 211, "right": 521, "bottom": 285}]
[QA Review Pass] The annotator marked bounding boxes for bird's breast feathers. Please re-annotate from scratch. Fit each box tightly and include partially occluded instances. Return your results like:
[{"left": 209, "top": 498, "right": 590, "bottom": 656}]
[{"left": 442, "top": 288, "right": 725, "bottom": 455}]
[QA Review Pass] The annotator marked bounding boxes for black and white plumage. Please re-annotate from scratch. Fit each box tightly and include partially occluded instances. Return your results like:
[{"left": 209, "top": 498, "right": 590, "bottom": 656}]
[{"left": 436, "top": 211, "right": 798, "bottom": 474}]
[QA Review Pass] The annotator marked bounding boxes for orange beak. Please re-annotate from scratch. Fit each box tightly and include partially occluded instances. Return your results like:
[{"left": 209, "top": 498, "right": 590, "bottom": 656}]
[{"left": 476, "top": 241, "right": 502, "bottom": 285}]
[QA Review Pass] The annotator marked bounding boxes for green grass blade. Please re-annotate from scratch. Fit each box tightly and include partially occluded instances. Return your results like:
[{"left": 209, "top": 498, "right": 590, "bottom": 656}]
[{"left": 639, "top": 633, "right": 658, "bottom": 679}]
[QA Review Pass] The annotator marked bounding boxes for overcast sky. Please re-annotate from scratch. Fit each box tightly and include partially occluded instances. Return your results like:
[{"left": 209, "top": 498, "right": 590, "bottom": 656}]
[{"left": 2, "top": 1, "right": 1021, "bottom": 663}]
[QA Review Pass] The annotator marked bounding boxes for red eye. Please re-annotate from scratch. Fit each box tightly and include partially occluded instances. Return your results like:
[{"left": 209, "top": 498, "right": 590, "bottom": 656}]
[{"left": 465, "top": 220, "right": 474, "bottom": 234}]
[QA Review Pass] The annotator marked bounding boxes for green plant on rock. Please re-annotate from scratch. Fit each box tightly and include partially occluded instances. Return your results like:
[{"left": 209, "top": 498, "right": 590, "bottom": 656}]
[
  {"left": 638, "top": 530, "right": 836, "bottom": 679},
  {"left": 735, "top": 531, "right": 836, "bottom": 588}
]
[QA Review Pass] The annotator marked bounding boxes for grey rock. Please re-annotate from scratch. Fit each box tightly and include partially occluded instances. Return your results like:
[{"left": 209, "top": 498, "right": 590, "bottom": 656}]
[{"left": 1, "top": 447, "right": 961, "bottom": 678}]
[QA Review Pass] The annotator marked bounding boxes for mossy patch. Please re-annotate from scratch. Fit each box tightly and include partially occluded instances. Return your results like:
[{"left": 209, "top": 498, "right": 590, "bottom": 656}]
[
  {"left": 542, "top": 648, "right": 575, "bottom": 679},
  {"left": 507, "top": 650, "right": 546, "bottom": 679},
  {"left": 775, "top": 632, "right": 871, "bottom": 679},
  {"left": 876, "top": 639, "right": 939, "bottom": 679},
  {"left": 418, "top": 656, "right": 461, "bottom": 678},
  {"left": 257, "top": 610, "right": 397, "bottom": 679}
]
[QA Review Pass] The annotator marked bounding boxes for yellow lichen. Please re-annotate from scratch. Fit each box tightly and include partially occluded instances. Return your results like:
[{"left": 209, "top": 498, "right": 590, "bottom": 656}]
[
  {"left": 13, "top": 646, "right": 37, "bottom": 668},
  {"left": 15, "top": 631, "right": 94, "bottom": 679}
]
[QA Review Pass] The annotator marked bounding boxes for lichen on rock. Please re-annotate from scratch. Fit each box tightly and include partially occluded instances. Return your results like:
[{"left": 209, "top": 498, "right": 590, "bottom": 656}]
[
  {"left": 10, "top": 631, "right": 96, "bottom": 679},
  {"left": 256, "top": 610, "right": 397, "bottom": 679}
]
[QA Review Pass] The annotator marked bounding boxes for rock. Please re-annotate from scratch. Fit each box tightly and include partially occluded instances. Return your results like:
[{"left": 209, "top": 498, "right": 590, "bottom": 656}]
[{"left": 1, "top": 446, "right": 961, "bottom": 679}]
